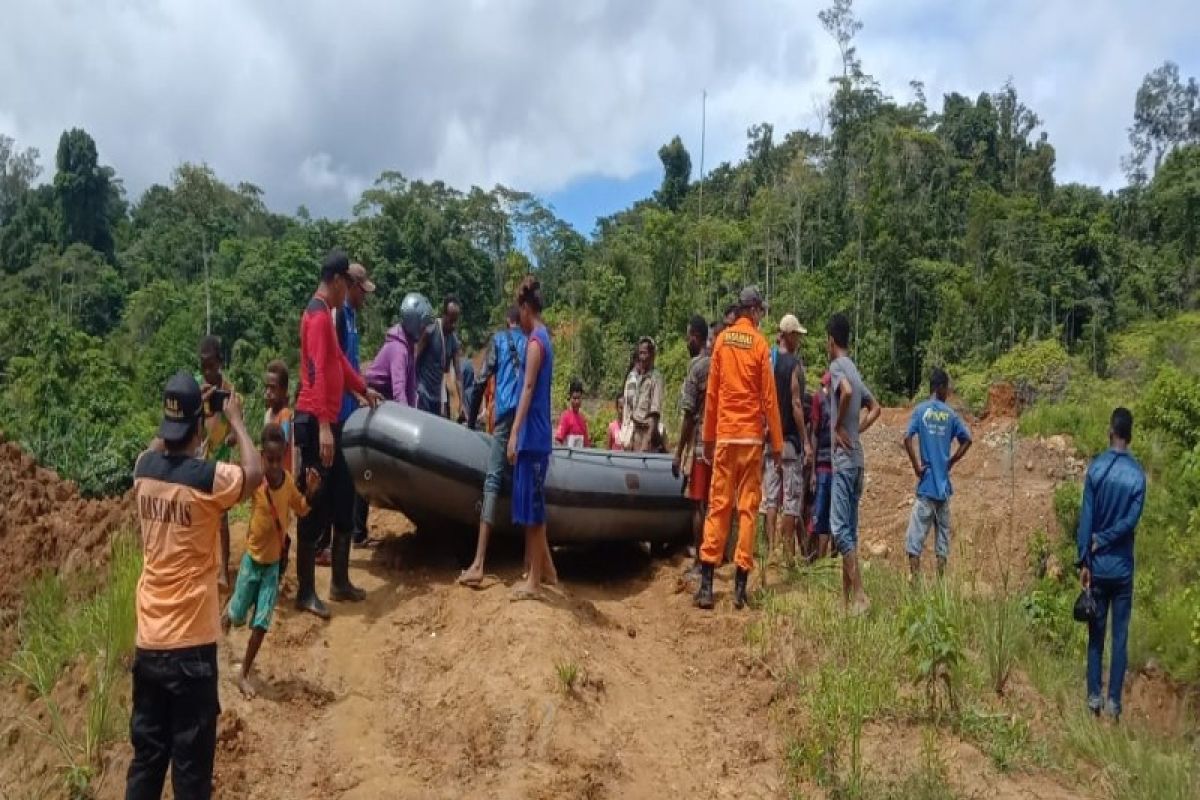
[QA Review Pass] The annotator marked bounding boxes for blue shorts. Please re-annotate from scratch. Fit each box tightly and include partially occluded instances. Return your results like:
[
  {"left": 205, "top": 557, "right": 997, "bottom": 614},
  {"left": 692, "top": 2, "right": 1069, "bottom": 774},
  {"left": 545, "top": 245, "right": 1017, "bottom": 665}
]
[
  {"left": 513, "top": 451, "right": 550, "bottom": 526},
  {"left": 228, "top": 553, "right": 280, "bottom": 631},
  {"left": 811, "top": 470, "right": 833, "bottom": 535},
  {"left": 830, "top": 467, "right": 864, "bottom": 556}
]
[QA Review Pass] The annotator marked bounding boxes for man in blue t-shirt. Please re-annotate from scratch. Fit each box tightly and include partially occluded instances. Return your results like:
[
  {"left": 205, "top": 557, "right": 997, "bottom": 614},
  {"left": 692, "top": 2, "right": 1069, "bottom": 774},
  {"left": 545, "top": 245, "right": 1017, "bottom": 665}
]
[
  {"left": 903, "top": 367, "right": 973, "bottom": 580},
  {"left": 458, "top": 307, "right": 527, "bottom": 587},
  {"left": 336, "top": 263, "right": 376, "bottom": 550}
]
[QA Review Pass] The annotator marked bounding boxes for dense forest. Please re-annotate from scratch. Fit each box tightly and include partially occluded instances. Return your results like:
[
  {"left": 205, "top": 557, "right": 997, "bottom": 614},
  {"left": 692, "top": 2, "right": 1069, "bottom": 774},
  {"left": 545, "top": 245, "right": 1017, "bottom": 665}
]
[{"left": 1, "top": 1, "right": 1199, "bottom": 496}]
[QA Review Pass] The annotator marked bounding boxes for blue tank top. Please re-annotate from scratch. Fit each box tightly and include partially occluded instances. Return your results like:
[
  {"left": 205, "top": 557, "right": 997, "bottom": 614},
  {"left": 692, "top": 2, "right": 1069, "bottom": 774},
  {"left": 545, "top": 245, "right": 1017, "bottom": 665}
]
[{"left": 518, "top": 324, "right": 553, "bottom": 454}]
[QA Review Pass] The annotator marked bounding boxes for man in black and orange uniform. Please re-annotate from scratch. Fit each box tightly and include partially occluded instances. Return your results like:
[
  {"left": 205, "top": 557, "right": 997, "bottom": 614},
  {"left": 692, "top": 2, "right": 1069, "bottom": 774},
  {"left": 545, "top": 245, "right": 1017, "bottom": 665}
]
[
  {"left": 696, "top": 286, "right": 784, "bottom": 610},
  {"left": 293, "top": 250, "right": 381, "bottom": 618},
  {"left": 127, "top": 371, "right": 262, "bottom": 800}
]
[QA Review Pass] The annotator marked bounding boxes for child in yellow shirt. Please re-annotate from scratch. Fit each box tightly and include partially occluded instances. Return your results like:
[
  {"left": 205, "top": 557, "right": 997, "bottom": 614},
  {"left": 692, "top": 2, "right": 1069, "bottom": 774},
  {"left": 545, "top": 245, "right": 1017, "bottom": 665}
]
[{"left": 223, "top": 422, "right": 319, "bottom": 697}]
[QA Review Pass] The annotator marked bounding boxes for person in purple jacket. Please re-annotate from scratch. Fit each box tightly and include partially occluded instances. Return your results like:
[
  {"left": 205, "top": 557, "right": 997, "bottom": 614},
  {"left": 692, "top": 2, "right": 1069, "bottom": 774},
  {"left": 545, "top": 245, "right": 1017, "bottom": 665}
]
[{"left": 367, "top": 293, "right": 433, "bottom": 407}]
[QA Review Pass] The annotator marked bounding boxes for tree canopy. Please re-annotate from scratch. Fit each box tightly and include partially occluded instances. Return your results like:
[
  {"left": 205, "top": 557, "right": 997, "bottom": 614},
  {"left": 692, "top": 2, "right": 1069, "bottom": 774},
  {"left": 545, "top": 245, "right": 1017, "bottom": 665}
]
[{"left": 0, "top": 0, "right": 1197, "bottom": 495}]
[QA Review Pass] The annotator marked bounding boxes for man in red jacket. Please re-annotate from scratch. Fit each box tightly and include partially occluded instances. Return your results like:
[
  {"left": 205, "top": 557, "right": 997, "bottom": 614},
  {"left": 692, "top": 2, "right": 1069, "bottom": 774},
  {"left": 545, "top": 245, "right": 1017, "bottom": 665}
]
[{"left": 294, "top": 250, "right": 381, "bottom": 618}]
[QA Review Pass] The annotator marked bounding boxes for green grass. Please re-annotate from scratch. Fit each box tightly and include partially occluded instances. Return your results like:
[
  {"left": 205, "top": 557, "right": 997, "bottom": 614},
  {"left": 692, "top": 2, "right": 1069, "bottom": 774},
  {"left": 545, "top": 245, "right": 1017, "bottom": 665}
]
[
  {"left": 1019, "top": 396, "right": 1116, "bottom": 456},
  {"left": 1064, "top": 712, "right": 1199, "bottom": 800},
  {"left": 767, "top": 555, "right": 1195, "bottom": 797},
  {"left": 901, "top": 582, "right": 967, "bottom": 719},
  {"left": 553, "top": 659, "right": 580, "bottom": 693},
  {"left": 5, "top": 532, "right": 142, "bottom": 797}
]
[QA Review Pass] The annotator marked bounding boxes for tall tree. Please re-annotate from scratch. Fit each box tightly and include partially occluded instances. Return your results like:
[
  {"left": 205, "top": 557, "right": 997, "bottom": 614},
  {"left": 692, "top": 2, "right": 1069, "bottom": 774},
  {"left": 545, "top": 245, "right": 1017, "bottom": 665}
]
[
  {"left": 655, "top": 135, "right": 692, "bottom": 212},
  {"left": 819, "top": 0, "right": 864, "bottom": 82},
  {"left": 1125, "top": 61, "right": 1200, "bottom": 183},
  {"left": 0, "top": 135, "right": 41, "bottom": 225},
  {"left": 53, "top": 128, "right": 117, "bottom": 257}
]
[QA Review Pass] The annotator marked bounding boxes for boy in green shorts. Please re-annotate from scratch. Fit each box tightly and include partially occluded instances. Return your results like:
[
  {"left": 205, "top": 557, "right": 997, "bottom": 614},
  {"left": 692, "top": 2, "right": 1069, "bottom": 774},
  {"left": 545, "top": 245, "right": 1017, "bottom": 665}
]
[{"left": 223, "top": 423, "right": 319, "bottom": 697}]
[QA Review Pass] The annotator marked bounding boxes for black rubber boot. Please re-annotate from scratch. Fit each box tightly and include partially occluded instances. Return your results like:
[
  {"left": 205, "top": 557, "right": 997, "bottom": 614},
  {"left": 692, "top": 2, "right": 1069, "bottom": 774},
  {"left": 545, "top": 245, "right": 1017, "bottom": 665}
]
[
  {"left": 733, "top": 568, "right": 750, "bottom": 610},
  {"left": 695, "top": 563, "right": 715, "bottom": 610},
  {"left": 294, "top": 535, "right": 330, "bottom": 619},
  {"left": 329, "top": 530, "right": 366, "bottom": 602}
]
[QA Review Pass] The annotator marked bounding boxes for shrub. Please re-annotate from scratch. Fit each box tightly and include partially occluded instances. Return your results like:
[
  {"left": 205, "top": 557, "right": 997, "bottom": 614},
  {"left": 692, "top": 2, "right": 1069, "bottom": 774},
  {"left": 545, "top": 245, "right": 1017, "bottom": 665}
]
[
  {"left": 1140, "top": 366, "right": 1200, "bottom": 449},
  {"left": 990, "top": 339, "right": 1071, "bottom": 404},
  {"left": 1053, "top": 482, "right": 1082, "bottom": 548},
  {"left": 1020, "top": 581, "right": 1080, "bottom": 654},
  {"left": 901, "top": 584, "right": 965, "bottom": 717},
  {"left": 949, "top": 368, "right": 988, "bottom": 416}
]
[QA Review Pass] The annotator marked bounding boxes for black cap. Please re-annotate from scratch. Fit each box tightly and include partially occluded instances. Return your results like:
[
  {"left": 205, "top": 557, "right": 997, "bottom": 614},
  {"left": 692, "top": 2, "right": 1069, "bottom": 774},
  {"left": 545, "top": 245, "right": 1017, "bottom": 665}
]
[
  {"left": 738, "top": 285, "right": 765, "bottom": 309},
  {"left": 321, "top": 249, "right": 351, "bottom": 283},
  {"left": 158, "top": 370, "right": 202, "bottom": 443}
]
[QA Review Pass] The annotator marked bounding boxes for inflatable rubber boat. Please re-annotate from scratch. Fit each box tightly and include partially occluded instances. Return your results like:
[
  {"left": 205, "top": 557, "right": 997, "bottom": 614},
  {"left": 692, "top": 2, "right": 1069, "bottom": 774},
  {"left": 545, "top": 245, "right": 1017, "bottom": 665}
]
[{"left": 342, "top": 403, "right": 693, "bottom": 544}]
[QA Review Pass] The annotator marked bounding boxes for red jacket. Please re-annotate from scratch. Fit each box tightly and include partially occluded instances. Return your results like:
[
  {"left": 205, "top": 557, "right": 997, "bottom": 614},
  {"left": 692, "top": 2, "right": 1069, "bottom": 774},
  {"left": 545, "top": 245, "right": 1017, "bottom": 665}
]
[{"left": 296, "top": 296, "right": 366, "bottom": 423}]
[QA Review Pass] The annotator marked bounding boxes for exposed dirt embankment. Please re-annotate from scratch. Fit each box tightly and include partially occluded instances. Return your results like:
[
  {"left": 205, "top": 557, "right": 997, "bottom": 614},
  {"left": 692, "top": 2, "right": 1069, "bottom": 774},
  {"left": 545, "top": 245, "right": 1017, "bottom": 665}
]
[{"left": 0, "top": 441, "right": 132, "bottom": 619}]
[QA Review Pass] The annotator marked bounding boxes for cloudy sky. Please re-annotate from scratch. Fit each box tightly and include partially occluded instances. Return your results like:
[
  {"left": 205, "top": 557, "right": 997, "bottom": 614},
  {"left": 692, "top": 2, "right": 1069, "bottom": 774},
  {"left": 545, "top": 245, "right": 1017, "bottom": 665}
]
[{"left": 3, "top": 0, "right": 1197, "bottom": 234}]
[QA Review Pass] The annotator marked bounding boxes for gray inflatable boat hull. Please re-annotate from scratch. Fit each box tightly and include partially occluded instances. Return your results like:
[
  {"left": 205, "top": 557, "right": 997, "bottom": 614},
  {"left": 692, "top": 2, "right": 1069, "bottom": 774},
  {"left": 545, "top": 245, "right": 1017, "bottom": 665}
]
[{"left": 343, "top": 403, "right": 693, "bottom": 544}]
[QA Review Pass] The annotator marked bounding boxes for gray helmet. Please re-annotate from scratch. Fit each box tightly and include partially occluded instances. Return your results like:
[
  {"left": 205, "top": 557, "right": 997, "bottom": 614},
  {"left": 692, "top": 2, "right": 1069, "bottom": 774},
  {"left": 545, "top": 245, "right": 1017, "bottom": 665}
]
[{"left": 400, "top": 292, "right": 434, "bottom": 341}]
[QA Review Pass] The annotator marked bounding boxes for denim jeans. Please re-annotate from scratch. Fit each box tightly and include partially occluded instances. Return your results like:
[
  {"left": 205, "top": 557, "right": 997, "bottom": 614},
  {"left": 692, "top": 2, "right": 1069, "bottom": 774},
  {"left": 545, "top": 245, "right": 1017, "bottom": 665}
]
[
  {"left": 480, "top": 413, "right": 514, "bottom": 526},
  {"left": 1087, "top": 575, "right": 1134, "bottom": 716},
  {"left": 830, "top": 467, "right": 864, "bottom": 556},
  {"left": 905, "top": 496, "right": 952, "bottom": 560}
]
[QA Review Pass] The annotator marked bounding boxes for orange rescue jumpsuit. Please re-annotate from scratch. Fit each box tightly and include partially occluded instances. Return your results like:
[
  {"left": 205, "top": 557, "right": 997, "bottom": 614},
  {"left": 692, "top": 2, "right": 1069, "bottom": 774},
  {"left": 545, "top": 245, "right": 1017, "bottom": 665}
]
[{"left": 699, "top": 316, "right": 784, "bottom": 572}]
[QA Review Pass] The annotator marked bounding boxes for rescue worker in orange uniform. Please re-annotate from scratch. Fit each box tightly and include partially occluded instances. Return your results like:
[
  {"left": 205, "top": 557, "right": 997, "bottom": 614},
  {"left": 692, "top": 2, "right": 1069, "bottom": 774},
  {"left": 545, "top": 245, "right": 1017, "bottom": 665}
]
[{"left": 696, "top": 286, "right": 784, "bottom": 610}]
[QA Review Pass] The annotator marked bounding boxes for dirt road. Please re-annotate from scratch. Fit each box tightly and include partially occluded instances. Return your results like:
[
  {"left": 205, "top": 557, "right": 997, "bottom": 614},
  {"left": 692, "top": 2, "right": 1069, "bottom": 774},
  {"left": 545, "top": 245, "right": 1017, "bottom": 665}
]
[
  {"left": 128, "top": 522, "right": 782, "bottom": 800},
  {"left": 72, "top": 409, "right": 1076, "bottom": 800}
]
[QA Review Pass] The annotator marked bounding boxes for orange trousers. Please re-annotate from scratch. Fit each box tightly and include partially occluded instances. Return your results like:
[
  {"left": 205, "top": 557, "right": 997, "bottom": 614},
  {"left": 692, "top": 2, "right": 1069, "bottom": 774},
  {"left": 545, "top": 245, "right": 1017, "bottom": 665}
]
[{"left": 700, "top": 442, "right": 763, "bottom": 572}]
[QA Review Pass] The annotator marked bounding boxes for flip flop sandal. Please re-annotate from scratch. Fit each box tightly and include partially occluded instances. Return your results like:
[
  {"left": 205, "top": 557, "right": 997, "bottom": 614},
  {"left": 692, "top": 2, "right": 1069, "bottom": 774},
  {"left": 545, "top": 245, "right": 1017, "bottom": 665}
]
[{"left": 509, "top": 587, "right": 545, "bottom": 603}]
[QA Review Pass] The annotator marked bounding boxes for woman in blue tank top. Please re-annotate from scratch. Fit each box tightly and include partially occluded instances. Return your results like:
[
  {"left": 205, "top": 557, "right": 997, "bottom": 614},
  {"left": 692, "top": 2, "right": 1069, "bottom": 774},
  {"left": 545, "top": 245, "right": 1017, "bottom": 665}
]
[{"left": 507, "top": 275, "right": 558, "bottom": 599}]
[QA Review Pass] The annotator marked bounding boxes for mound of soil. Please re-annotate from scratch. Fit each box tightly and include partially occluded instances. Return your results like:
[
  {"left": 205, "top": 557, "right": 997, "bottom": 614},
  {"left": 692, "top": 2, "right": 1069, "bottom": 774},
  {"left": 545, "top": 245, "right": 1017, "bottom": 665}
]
[
  {"left": 985, "top": 381, "right": 1021, "bottom": 419},
  {"left": 0, "top": 441, "right": 133, "bottom": 616}
]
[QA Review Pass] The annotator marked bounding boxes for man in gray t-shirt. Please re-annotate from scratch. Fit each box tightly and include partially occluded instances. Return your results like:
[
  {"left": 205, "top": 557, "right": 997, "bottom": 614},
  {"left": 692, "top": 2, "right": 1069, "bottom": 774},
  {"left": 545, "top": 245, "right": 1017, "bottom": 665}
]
[
  {"left": 826, "top": 313, "right": 881, "bottom": 615},
  {"left": 829, "top": 355, "right": 875, "bottom": 472},
  {"left": 416, "top": 298, "right": 462, "bottom": 416}
]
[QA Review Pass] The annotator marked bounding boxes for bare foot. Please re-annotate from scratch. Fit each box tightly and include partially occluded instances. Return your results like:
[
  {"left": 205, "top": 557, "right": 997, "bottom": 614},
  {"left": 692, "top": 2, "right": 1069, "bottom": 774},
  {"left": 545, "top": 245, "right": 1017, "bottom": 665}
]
[
  {"left": 237, "top": 673, "right": 257, "bottom": 698},
  {"left": 850, "top": 595, "right": 872, "bottom": 617},
  {"left": 541, "top": 569, "right": 558, "bottom": 587},
  {"left": 457, "top": 565, "right": 484, "bottom": 587}
]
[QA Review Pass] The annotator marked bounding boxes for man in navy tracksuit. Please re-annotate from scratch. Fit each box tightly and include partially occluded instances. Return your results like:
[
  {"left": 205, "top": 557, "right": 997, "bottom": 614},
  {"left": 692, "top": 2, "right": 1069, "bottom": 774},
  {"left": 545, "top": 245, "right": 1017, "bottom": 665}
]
[{"left": 1076, "top": 407, "right": 1146, "bottom": 722}]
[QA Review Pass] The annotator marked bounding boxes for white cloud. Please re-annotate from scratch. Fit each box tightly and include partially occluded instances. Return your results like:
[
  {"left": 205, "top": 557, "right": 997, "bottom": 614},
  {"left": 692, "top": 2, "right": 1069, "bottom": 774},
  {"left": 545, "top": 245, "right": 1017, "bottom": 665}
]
[{"left": 0, "top": 0, "right": 1196, "bottom": 218}]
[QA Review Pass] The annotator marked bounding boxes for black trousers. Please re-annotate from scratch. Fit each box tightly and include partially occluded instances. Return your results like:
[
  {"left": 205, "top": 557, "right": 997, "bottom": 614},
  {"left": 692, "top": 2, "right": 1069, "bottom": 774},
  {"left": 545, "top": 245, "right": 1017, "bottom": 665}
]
[
  {"left": 352, "top": 492, "right": 370, "bottom": 541},
  {"left": 125, "top": 644, "right": 219, "bottom": 800},
  {"left": 294, "top": 415, "right": 354, "bottom": 545}
]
